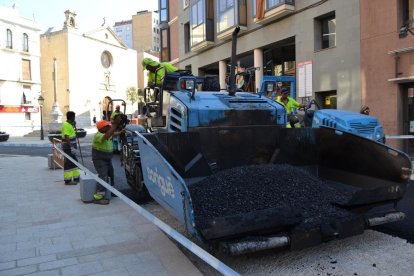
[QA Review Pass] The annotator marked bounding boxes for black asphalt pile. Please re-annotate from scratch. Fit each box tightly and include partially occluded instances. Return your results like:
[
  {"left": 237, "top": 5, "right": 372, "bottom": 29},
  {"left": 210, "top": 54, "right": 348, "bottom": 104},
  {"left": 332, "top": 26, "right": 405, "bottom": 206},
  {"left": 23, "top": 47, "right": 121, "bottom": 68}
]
[{"left": 189, "top": 164, "right": 355, "bottom": 233}]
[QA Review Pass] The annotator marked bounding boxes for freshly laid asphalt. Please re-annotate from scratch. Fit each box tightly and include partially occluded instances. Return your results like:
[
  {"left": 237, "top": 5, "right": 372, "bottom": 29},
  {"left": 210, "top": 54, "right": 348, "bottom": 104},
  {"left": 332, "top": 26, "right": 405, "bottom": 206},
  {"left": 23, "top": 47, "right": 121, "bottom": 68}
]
[{"left": 0, "top": 131, "right": 202, "bottom": 276}]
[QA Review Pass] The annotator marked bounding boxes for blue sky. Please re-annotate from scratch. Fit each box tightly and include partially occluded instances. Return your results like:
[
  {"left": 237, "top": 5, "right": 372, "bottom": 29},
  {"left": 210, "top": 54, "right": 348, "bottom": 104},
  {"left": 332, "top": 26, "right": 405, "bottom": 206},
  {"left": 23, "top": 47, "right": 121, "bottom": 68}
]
[{"left": 0, "top": 0, "right": 158, "bottom": 32}]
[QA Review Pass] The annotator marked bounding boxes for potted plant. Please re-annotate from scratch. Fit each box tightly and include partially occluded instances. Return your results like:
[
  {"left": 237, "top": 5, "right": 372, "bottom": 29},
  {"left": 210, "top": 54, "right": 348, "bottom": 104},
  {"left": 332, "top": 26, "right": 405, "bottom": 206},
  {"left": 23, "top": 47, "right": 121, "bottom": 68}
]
[
  {"left": 48, "top": 128, "right": 87, "bottom": 142},
  {"left": 0, "top": 131, "right": 10, "bottom": 142},
  {"left": 76, "top": 128, "right": 87, "bottom": 138}
]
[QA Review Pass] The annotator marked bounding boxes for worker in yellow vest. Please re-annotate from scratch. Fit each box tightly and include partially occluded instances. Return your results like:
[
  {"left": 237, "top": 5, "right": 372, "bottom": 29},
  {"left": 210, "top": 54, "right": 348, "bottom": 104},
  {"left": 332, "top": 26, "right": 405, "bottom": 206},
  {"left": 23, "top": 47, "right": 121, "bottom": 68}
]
[
  {"left": 276, "top": 87, "right": 305, "bottom": 128},
  {"left": 142, "top": 57, "right": 178, "bottom": 88},
  {"left": 61, "top": 111, "right": 80, "bottom": 184},
  {"left": 92, "top": 116, "right": 125, "bottom": 204}
]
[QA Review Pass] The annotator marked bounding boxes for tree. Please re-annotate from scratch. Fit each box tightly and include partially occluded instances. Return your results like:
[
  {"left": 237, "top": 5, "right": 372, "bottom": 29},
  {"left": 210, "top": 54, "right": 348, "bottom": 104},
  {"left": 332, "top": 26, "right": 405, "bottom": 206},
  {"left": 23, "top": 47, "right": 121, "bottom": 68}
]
[{"left": 126, "top": 86, "right": 138, "bottom": 112}]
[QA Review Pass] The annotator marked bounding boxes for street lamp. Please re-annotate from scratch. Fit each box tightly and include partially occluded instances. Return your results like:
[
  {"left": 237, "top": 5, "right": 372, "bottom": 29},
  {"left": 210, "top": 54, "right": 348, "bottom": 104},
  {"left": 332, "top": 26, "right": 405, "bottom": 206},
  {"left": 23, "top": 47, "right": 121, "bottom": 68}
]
[{"left": 38, "top": 95, "right": 44, "bottom": 140}]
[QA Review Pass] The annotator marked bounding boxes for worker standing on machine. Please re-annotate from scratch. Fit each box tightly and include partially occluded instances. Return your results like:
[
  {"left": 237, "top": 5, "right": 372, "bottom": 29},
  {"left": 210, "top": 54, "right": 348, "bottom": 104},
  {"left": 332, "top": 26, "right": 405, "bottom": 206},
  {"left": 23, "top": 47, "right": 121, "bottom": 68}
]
[
  {"left": 92, "top": 117, "right": 125, "bottom": 205},
  {"left": 142, "top": 57, "right": 178, "bottom": 88},
  {"left": 110, "top": 105, "right": 123, "bottom": 153},
  {"left": 276, "top": 87, "right": 306, "bottom": 128},
  {"left": 61, "top": 111, "right": 80, "bottom": 185}
]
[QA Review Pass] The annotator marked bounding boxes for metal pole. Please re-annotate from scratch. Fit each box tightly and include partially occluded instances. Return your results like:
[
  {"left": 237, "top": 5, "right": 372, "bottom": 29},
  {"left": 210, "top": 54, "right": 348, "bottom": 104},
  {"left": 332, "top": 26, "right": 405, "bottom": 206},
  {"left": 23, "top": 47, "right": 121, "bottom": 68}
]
[{"left": 40, "top": 105, "right": 44, "bottom": 140}]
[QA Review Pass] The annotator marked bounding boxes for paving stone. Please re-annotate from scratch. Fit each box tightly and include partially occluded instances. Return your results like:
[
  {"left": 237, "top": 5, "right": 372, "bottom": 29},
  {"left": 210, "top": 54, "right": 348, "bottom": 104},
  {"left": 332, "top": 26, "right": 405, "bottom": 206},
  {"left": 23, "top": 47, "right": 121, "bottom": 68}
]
[
  {"left": 0, "top": 261, "right": 16, "bottom": 270},
  {"left": 0, "top": 156, "right": 201, "bottom": 275},
  {"left": 0, "top": 264, "right": 37, "bottom": 276},
  {"left": 61, "top": 261, "right": 104, "bottom": 276},
  {"left": 16, "top": 238, "right": 53, "bottom": 250},
  {"left": 0, "top": 248, "right": 36, "bottom": 262},
  {"left": 77, "top": 250, "right": 117, "bottom": 264},
  {"left": 38, "top": 257, "right": 78, "bottom": 271},
  {"left": 71, "top": 238, "right": 108, "bottom": 250},
  {"left": 38, "top": 242, "right": 73, "bottom": 255},
  {"left": 0, "top": 243, "right": 17, "bottom": 254},
  {"left": 16, "top": 225, "right": 49, "bottom": 235},
  {"left": 89, "top": 268, "right": 131, "bottom": 276},
  {"left": 125, "top": 262, "right": 167, "bottom": 276},
  {"left": 17, "top": 254, "right": 56, "bottom": 267},
  {"left": 26, "top": 270, "right": 60, "bottom": 276}
]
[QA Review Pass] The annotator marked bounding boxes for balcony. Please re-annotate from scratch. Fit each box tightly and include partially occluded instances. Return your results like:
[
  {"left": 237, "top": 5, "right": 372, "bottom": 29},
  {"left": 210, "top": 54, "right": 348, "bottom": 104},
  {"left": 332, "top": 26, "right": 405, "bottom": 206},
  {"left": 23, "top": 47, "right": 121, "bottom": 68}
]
[
  {"left": 216, "top": 0, "right": 247, "bottom": 41},
  {"left": 190, "top": 0, "right": 215, "bottom": 52},
  {"left": 254, "top": 0, "right": 295, "bottom": 25}
]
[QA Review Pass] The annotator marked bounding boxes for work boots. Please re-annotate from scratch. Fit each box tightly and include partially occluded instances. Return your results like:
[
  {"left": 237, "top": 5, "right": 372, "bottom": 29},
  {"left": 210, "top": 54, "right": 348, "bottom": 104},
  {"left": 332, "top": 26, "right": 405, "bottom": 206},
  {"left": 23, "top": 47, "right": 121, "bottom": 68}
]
[{"left": 93, "top": 192, "right": 110, "bottom": 205}]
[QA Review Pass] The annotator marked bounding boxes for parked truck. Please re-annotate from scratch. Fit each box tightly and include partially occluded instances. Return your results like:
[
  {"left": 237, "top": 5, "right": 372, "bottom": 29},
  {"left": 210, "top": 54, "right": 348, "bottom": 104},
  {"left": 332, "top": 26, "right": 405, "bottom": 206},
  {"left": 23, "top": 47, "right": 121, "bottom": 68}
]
[{"left": 122, "top": 27, "right": 412, "bottom": 254}]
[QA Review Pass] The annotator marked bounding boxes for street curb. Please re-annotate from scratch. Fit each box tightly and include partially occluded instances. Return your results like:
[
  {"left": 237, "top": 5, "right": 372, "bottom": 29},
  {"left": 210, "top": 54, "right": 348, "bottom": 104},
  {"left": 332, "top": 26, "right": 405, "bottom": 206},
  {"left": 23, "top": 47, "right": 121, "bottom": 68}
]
[{"left": 0, "top": 142, "right": 53, "bottom": 148}]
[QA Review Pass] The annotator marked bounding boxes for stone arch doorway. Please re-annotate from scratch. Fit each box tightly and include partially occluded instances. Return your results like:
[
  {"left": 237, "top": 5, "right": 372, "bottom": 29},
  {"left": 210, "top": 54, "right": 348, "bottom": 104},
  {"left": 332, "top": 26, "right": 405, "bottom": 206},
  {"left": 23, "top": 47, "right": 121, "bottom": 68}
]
[{"left": 101, "top": 96, "right": 113, "bottom": 120}]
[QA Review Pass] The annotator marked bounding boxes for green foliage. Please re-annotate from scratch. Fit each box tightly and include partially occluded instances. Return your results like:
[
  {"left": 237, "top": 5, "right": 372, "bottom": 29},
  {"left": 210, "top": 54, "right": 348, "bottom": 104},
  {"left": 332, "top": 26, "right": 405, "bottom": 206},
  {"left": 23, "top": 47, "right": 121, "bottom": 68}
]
[{"left": 126, "top": 86, "right": 138, "bottom": 105}]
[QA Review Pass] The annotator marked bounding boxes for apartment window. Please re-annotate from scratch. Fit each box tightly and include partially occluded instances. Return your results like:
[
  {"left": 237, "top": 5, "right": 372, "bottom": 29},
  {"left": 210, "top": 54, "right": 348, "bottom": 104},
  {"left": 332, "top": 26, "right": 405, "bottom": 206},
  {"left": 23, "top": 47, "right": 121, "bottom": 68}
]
[
  {"left": 190, "top": 0, "right": 214, "bottom": 48},
  {"left": 22, "top": 59, "right": 31, "bottom": 80},
  {"left": 402, "top": 0, "right": 414, "bottom": 28},
  {"left": 6, "top": 29, "right": 13, "bottom": 49},
  {"left": 267, "top": 0, "right": 288, "bottom": 9},
  {"left": 322, "top": 16, "right": 336, "bottom": 49},
  {"left": 217, "top": 0, "right": 247, "bottom": 34},
  {"left": 184, "top": 22, "right": 190, "bottom": 53},
  {"left": 160, "top": 0, "right": 168, "bottom": 22},
  {"left": 191, "top": 0, "right": 205, "bottom": 45},
  {"left": 315, "top": 12, "right": 336, "bottom": 50},
  {"left": 253, "top": 0, "right": 295, "bottom": 19},
  {"left": 22, "top": 33, "right": 29, "bottom": 52},
  {"left": 160, "top": 28, "right": 170, "bottom": 61},
  {"left": 22, "top": 85, "right": 33, "bottom": 105}
]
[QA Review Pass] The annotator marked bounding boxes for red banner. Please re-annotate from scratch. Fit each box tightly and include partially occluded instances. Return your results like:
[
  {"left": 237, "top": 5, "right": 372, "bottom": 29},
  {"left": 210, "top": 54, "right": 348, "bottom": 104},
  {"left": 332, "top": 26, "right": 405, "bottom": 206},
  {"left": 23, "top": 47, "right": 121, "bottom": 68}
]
[{"left": 0, "top": 106, "right": 39, "bottom": 113}]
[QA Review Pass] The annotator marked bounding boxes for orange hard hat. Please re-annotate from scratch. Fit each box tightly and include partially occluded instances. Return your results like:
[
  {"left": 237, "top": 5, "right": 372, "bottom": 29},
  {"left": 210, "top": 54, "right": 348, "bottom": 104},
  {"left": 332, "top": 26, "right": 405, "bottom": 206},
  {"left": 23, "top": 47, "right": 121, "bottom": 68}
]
[{"left": 97, "top": 120, "right": 110, "bottom": 130}]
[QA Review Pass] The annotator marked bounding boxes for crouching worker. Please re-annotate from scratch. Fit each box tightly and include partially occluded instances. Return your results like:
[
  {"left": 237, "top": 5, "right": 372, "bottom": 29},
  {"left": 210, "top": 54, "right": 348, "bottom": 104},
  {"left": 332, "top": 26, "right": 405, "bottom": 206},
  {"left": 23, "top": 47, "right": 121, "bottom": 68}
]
[{"left": 92, "top": 117, "right": 125, "bottom": 204}]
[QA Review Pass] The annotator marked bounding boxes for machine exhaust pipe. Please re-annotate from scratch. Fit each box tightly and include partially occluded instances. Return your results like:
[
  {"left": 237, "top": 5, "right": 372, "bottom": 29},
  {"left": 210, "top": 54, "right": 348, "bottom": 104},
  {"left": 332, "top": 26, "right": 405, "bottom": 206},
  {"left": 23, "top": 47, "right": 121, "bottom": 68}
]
[
  {"left": 220, "top": 235, "right": 289, "bottom": 255},
  {"left": 228, "top": 26, "right": 240, "bottom": 97}
]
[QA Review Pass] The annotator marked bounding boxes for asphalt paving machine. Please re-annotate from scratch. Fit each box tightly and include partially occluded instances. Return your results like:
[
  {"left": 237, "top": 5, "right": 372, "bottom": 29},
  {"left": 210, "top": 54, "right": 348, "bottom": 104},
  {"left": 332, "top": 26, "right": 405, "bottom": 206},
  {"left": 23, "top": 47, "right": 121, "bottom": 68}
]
[{"left": 122, "top": 27, "right": 412, "bottom": 254}]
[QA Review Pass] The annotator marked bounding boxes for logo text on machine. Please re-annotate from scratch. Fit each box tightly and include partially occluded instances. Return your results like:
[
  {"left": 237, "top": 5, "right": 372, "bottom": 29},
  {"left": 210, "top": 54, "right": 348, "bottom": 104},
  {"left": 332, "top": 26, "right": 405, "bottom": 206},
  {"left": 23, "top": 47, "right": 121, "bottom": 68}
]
[{"left": 146, "top": 166, "right": 175, "bottom": 198}]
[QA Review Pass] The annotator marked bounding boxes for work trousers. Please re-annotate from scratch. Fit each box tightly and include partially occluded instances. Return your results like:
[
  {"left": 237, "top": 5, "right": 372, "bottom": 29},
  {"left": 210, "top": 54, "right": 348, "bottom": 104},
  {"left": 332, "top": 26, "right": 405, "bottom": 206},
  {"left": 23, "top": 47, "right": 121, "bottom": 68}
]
[
  {"left": 92, "top": 158, "right": 114, "bottom": 193},
  {"left": 63, "top": 148, "right": 80, "bottom": 182}
]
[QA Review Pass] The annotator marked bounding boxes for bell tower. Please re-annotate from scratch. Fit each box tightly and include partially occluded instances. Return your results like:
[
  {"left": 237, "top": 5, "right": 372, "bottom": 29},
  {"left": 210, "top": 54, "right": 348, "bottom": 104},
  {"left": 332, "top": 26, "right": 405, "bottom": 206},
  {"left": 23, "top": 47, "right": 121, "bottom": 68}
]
[{"left": 63, "top": 10, "right": 77, "bottom": 29}]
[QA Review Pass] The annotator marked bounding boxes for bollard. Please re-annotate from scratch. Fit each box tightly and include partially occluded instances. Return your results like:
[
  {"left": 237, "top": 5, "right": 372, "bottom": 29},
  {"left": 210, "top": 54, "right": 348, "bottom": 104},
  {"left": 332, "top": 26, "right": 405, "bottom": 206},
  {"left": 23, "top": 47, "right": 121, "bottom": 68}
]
[{"left": 80, "top": 174, "right": 96, "bottom": 203}]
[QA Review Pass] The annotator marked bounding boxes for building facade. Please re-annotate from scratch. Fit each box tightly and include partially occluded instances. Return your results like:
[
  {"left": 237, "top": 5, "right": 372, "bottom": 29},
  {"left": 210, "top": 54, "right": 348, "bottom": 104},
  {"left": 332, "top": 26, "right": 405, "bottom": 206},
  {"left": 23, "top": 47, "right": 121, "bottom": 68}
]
[
  {"left": 40, "top": 11, "right": 138, "bottom": 129},
  {"left": 159, "top": 0, "right": 180, "bottom": 64},
  {"left": 114, "top": 10, "right": 160, "bottom": 89},
  {"left": 132, "top": 10, "right": 160, "bottom": 53},
  {"left": 174, "top": 0, "right": 361, "bottom": 112},
  {"left": 113, "top": 20, "right": 133, "bottom": 48},
  {"left": 361, "top": 0, "right": 414, "bottom": 154},
  {"left": 0, "top": 4, "right": 41, "bottom": 136}
]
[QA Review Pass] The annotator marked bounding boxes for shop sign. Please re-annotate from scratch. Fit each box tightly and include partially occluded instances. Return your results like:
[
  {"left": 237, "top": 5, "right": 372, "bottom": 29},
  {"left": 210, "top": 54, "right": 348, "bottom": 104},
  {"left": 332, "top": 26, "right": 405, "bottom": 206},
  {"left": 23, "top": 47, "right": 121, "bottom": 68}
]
[{"left": 0, "top": 106, "right": 39, "bottom": 113}]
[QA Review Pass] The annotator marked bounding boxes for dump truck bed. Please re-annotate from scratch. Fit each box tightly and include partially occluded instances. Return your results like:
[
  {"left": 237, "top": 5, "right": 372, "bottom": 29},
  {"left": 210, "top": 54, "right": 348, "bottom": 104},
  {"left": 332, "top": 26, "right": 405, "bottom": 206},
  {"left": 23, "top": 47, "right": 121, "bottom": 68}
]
[{"left": 136, "top": 126, "right": 411, "bottom": 254}]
